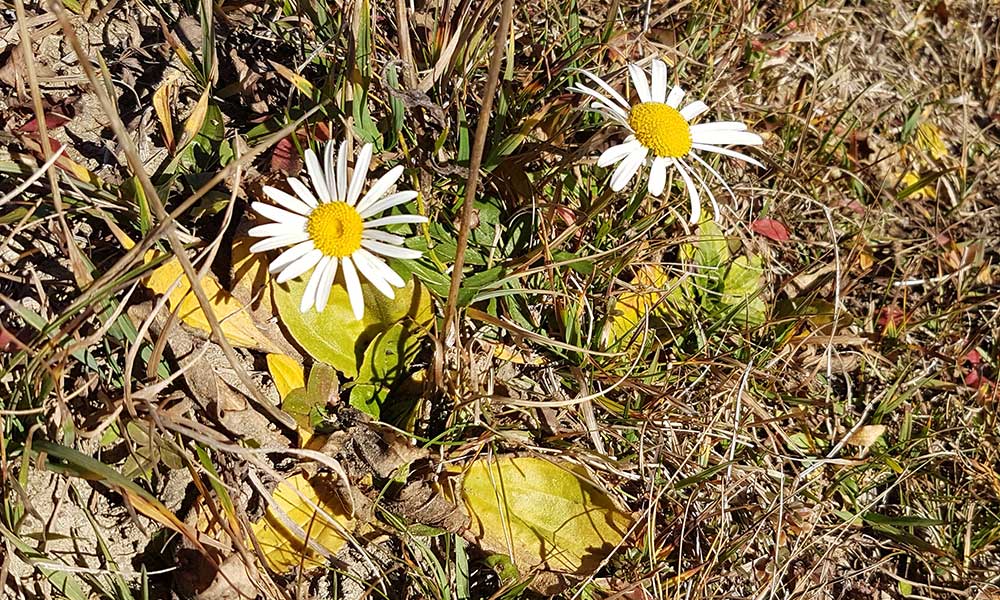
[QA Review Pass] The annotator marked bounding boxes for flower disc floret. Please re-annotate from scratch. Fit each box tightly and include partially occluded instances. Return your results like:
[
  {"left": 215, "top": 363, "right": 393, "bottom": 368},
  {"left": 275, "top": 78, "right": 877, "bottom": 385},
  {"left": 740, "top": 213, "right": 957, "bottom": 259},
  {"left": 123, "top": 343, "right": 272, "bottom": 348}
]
[
  {"left": 307, "top": 201, "right": 363, "bottom": 257},
  {"left": 628, "top": 102, "right": 692, "bottom": 158}
]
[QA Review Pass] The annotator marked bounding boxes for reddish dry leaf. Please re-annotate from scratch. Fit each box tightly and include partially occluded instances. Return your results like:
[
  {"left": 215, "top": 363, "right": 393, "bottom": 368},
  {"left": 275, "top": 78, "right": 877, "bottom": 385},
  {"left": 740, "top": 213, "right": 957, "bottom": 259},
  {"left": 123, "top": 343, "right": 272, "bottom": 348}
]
[
  {"left": 270, "top": 123, "right": 334, "bottom": 176},
  {"left": 270, "top": 136, "right": 302, "bottom": 175},
  {"left": 877, "top": 306, "right": 904, "bottom": 330},
  {"left": 17, "top": 112, "right": 72, "bottom": 133},
  {"left": 0, "top": 325, "right": 20, "bottom": 352},
  {"left": 20, "top": 135, "right": 101, "bottom": 186},
  {"left": 966, "top": 349, "right": 982, "bottom": 365},
  {"left": 751, "top": 218, "right": 790, "bottom": 242}
]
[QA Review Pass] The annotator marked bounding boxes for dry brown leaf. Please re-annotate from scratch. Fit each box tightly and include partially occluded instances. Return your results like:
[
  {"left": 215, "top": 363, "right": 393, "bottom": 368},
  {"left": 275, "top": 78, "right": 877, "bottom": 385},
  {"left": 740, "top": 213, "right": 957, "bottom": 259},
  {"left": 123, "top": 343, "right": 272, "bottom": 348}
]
[{"left": 846, "top": 424, "right": 886, "bottom": 451}]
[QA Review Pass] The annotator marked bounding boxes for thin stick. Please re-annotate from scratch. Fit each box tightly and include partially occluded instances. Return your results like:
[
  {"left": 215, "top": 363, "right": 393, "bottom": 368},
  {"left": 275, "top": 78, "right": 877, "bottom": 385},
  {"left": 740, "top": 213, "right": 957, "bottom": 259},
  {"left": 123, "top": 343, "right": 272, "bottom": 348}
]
[{"left": 442, "top": 0, "right": 515, "bottom": 344}]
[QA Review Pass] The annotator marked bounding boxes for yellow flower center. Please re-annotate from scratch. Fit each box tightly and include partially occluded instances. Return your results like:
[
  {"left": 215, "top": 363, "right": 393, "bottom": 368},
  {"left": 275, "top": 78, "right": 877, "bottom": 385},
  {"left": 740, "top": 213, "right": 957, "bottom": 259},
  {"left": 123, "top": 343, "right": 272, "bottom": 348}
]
[
  {"left": 307, "top": 202, "right": 363, "bottom": 257},
  {"left": 628, "top": 102, "right": 692, "bottom": 158}
]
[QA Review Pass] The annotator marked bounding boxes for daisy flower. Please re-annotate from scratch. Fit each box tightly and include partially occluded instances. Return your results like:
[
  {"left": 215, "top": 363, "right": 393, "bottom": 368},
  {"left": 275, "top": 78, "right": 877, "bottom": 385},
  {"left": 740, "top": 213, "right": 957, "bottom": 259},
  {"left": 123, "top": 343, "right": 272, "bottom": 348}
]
[
  {"left": 570, "top": 58, "right": 764, "bottom": 222},
  {"left": 249, "top": 139, "right": 427, "bottom": 319}
]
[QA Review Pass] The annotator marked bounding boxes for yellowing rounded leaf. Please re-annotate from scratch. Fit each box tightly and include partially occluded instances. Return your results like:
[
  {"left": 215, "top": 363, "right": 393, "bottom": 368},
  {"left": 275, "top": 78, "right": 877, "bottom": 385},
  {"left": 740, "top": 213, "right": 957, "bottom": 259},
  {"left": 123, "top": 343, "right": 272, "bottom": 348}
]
[
  {"left": 142, "top": 252, "right": 281, "bottom": 352},
  {"left": 273, "top": 274, "right": 433, "bottom": 378},
  {"left": 266, "top": 353, "right": 305, "bottom": 400},
  {"left": 250, "top": 474, "right": 354, "bottom": 573},
  {"left": 461, "top": 456, "right": 631, "bottom": 575}
]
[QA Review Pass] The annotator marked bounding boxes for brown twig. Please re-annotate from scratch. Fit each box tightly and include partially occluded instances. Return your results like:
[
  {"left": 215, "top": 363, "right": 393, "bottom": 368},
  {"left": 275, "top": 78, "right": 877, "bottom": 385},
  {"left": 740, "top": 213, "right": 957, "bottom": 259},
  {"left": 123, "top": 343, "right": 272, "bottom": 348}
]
[{"left": 442, "top": 0, "right": 516, "bottom": 345}]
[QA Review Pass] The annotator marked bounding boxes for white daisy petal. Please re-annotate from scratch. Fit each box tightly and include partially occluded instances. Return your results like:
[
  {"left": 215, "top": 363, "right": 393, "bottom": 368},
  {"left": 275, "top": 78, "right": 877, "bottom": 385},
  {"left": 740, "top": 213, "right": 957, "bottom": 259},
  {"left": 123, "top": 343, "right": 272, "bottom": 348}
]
[
  {"left": 346, "top": 143, "right": 373, "bottom": 206},
  {"left": 666, "top": 85, "right": 685, "bottom": 108},
  {"left": 650, "top": 59, "right": 668, "bottom": 103},
  {"left": 263, "top": 186, "right": 314, "bottom": 214},
  {"left": 628, "top": 63, "right": 651, "bottom": 103},
  {"left": 252, "top": 202, "right": 308, "bottom": 226},
  {"left": 249, "top": 232, "right": 310, "bottom": 253},
  {"left": 680, "top": 101, "right": 709, "bottom": 121},
  {"left": 598, "top": 138, "right": 643, "bottom": 167},
  {"left": 682, "top": 157, "right": 722, "bottom": 222},
  {"left": 276, "top": 248, "right": 323, "bottom": 283},
  {"left": 305, "top": 149, "right": 330, "bottom": 202},
  {"left": 352, "top": 250, "right": 395, "bottom": 299},
  {"left": 364, "top": 214, "right": 428, "bottom": 228},
  {"left": 314, "top": 257, "right": 339, "bottom": 312},
  {"left": 341, "top": 257, "right": 365, "bottom": 320},
  {"left": 362, "top": 229, "right": 406, "bottom": 245},
  {"left": 690, "top": 152, "right": 738, "bottom": 201},
  {"left": 591, "top": 102, "right": 629, "bottom": 126},
  {"left": 690, "top": 121, "right": 749, "bottom": 134},
  {"left": 361, "top": 239, "right": 422, "bottom": 259},
  {"left": 570, "top": 83, "right": 630, "bottom": 122},
  {"left": 358, "top": 250, "right": 405, "bottom": 287},
  {"left": 359, "top": 191, "right": 420, "bottom": 219},
  {"left": 691, "top": 143, "right": 764, "bottom": 168},
  {"left": 671, "top": 158, "right": 701, "bottom": 223},
  {"left": 288, "top": 177, "right": 319, "bottom": 208},
  {"left": 324, "top": 141, "right": 337, "bottom": 201},
  {"left": 269, "top": 241, "right": 316, "bottom": 273},
  {"left": 249, "top": 222, "right": 301, "bottom": 238},
  {"left": 299, "top": 257, "right": 328, "bottom": 312},
  {"left": 691, "top": 130, "right": 764, "bottom": 146},
  {"left": 355, "top": 165, "right": 405, "bottom": 215},
  {"left": 576, "top": 68, "right": 631, "bottom": 112},
  {"left": 336, "top": 139, "right": 349, "bottom": 201},
  {"left": 647, "top": 156, "right": 669, "bottom": 196},
  {"left": 610, "top": 147, "right": 648, "bottom": 192}
]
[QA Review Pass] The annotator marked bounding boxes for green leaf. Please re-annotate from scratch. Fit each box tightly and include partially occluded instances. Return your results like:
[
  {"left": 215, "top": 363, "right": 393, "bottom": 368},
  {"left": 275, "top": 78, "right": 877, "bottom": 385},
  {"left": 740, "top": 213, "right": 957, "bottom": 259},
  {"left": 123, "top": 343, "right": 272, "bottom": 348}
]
[
  {"left": 283, "top": 364, "right": 338, "bottom": 438},
  {"left": 461, "top": 456, "right": 632, "bottom": 575},
  {"left": 682, "top": 220, "right": 729, "bottom": 269},
  {"left": 384, "top": 64, "right": 405, "bottom": 150},
  {"left": 273, "top": 275, "right": 433, "bottom": 378},
  {"left": 350, "top": 322, "right": 423, "bottom": 418},
  {"left": 719, "top": 255, "right": 767, "bottom": 326},
  {"left": 681, "top": 220, "right": 729, "bottom": 295},
  {"left": 121, "top": 420, "right": 185, "bottom": 480}
]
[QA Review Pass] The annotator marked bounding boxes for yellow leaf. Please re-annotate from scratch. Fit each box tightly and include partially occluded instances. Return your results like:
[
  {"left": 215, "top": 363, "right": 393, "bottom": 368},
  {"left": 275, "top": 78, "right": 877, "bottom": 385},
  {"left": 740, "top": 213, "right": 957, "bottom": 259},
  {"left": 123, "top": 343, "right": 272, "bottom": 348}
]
[
  {"left": 604, "top": 264, "right": 673, "bottom": 348},
  {"left": 143, "top": 252, "right": 280, "bottom": 352},
  {"left": 461, "top": 456, "right": 632, "bottom": 575},
  {"left": 153, "top": 72, "right": 180, "bottom": 152},
  {"left": 123, "top": 487, "right": 199, "bottom": 541},
  {"left": 269, "top": 61, "right": 316, "bottom": 97},
  {"left": 899, "top": 171, "right": 935, "bottom": 200},
  {"left": 20, "top": 137, "right": 101, "bottom": 187},
  {"left": 266, "top": 353, "right": 305, "bottom": 400},
  {"left": 915, "top": 122, "right": 948, "bottom": 162},
  {"left": 492, "top": 343, "right": 544, "bottom": 365},
  {"left": 177, "top": 86, "right": 210, "bottom": 150},
  {"left": 250, "top": 474, "right": 354, "bottom": 573}
]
